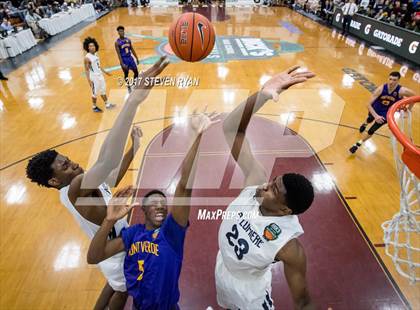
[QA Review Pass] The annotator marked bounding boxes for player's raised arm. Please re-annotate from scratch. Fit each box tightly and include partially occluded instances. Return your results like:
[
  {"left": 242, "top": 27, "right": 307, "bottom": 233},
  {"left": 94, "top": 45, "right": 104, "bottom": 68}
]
[
  {"left": 69, "top": 56, "right": 170, "bottom": 202},
  {"left": 223, "top": 66, "right": 315, "bottom": 187},
  {"left": 172, "top": 109, "right": 220, "bottom": 227},
  {"left": 275, "top": 239, "right": 315, "bottom": 310},
  {"left": 105, "top": 126, "right": 143, "bottom": 187},
  {"left": 87, "top": 186, "right": 135, "bottom": 264}
]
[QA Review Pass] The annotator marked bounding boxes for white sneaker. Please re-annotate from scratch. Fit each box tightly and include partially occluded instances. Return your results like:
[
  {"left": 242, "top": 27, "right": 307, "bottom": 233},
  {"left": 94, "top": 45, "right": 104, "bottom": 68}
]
[{"left": 106, "top": 103, "right": 116, "bottom": 109}]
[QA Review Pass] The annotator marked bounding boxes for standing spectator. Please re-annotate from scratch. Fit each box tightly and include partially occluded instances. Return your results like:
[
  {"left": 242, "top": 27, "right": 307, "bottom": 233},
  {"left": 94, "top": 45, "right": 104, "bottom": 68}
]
[
  {"left": 324, "top": 0, "right": 335, "bottom": 24},
  {"left": 341, "top": 0, "right": 358, "bottom": 35}
]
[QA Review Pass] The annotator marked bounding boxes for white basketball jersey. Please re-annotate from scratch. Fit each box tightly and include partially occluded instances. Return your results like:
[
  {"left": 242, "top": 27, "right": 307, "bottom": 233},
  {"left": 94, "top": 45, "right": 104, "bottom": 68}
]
[
  {"left": 59, "top": 183, "right": 128, "bottom": 240},
  {"left": 216, "top": 186, "right": 303, "bottom": 306},
  {"left": 86, "top": 52, "right": 102, "bottom": 76}
]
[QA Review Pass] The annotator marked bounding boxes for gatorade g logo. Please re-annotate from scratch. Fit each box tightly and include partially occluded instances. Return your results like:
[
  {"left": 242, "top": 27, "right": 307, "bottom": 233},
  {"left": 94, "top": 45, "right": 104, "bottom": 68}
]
[
  {"left": 365, "top": 24, "right": 371, "bottom": 35},
  {"left": 197, "top": 22, "right": 206, "bottom": 49},
  {"left": 408, "top": 41, "right": 419, "bottom": 54},
  {"left": 336, "top": 13, "right": 341, "bottom": 23},
  {"left": 263, "top": 223, "right": 281, "bottom": 241}
]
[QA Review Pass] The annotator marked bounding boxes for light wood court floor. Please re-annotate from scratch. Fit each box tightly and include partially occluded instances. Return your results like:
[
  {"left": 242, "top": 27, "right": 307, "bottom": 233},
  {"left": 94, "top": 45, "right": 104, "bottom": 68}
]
[{"left": 1, "top": 6, "right": 419, "bottom": 309}]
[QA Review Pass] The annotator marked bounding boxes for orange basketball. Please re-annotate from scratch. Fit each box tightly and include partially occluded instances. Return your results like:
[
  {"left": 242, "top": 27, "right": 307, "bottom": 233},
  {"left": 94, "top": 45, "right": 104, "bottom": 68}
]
[{"left": 168, "top": 13, "right": 215, "bottom": 62}]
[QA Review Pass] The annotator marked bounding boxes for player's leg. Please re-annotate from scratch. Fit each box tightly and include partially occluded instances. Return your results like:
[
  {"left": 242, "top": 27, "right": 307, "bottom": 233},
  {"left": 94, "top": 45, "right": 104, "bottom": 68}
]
[
  {"left": 91, "top": 76, "right": 103, "bottom": 113},
  {"left": 359, "top": 112, "right": 374, "bottom": 133},
  {"left": 122, "top": 65, "right": 130, "bottom": 90},
  {"left": 349, "top": 121, "right": 385, "bottom": 154},
  {"left": 127, "top": 59, "right": 138, "bottom": 92},
  {"left": 98, "top": 75, "right": 116, "bottom": 109},
  {"left": 108, "top": 291, "right": 128, "bottom": 310},
  {"left": 93, "top": 283, "right": 114, "bottom": 310}
]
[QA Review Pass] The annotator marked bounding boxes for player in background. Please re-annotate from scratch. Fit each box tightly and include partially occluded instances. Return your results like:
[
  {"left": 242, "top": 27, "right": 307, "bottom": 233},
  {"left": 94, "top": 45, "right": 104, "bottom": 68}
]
[
  {"left": 87, "top": 110, "right": 220, "bottom": 309},
  {"left": 84, "top": 37, "right": 116, "bottom": 113},
  {"left": 115, "top": 26, "right": 140, "bottom": 93},
  {"left": 216, "top": 66, "right": 316, "bottom": 310},
  {"left": 349, "top": 72, "right": 416, "bottom": 154}
]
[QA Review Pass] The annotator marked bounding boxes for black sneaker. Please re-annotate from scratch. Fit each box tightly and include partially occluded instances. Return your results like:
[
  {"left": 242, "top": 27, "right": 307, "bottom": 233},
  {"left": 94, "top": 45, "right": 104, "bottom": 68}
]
[
  {"left": 359, "top": 123, "right": 367, "bottom": 133},
  {"left": 349, "top": 145, "right": 358, "bottom": 154},
  {"left": 93, "top": 106, "right": 103, "bottom": 113}
]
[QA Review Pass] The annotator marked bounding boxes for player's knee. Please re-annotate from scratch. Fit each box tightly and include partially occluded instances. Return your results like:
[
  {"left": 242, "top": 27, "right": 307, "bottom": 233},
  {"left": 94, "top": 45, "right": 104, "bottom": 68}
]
[{"left": 367, "top": 127, "right": 377, "bottom": 135}]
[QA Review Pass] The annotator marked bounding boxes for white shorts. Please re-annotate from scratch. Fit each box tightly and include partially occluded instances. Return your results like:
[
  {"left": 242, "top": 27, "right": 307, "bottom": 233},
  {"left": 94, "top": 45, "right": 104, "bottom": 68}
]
[
  {"left": 215, "top": 252, "right": 274, "bottom": 310},
  {"left": 90, "top": 74, "right": 106, "bottom": 98},
  {"left": 97, "top": 252, "right": 126, "bottom": 292}
]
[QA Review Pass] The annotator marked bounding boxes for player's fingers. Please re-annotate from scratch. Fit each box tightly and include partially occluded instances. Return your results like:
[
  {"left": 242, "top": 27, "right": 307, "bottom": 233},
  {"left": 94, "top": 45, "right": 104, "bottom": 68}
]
[
  {"left": 290, "top": 71, "right": 314, "bottom": 79},
  {"left": 127, "top": 203, "right": 137, "bottom": 213},
  {"left": 152, "top": 59, "right": 170, "bottom": 76},
  {"left": 208, "top": 111, "right": 217, "bottom": 118},
  {"left": 117, "top": 186, "right": 134, "bottom": 197},
  {"left": 286, "top": 65, "right": 300, "bottom": 74},
  {"left": 290, "top": 77, "right": 308, "bottom": 85},
  {"left": 209, "top": 112, "right": 221, "bottom": 120}
]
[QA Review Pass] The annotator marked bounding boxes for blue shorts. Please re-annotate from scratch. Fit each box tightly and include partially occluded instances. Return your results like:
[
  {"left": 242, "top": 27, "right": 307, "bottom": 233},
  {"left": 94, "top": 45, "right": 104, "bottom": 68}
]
[{"left": 122, "top": 57, "right": 137, "bottom": 71}]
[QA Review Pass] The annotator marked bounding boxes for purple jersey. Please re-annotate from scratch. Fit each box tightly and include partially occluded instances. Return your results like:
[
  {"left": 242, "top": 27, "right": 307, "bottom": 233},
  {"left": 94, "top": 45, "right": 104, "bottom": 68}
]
[
  {"left": 372, "top": 83, "right": 402, "bottom": 118},
  {"left": 121, "top": 214, "right": 188, "bottom": 309},
  {"left": 117, "top": 37, "right": 133, "bottom": 58}
]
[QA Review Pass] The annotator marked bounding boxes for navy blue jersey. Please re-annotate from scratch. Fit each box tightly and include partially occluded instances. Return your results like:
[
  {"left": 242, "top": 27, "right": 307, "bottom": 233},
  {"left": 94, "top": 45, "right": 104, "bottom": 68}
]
[
  {"left": 121, "top": 214, "right": 188, "bottom": 310},
  {"left": 372, "top": 84, "right": 402, "bottom": 118}
]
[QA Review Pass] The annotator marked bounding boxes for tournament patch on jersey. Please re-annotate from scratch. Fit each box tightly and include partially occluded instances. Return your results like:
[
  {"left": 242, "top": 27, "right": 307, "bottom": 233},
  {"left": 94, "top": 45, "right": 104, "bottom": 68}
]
[
  {"left": 263, "top": 223, "right": 281, "bottom": 241},
  {"left": 152, "top": 228, "right": 160, "bottom": 240}
]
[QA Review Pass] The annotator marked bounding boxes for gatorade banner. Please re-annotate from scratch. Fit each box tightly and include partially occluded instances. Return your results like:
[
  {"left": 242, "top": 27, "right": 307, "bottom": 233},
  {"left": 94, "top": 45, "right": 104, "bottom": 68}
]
[{"left": 333, "top": 10, "right": 420, "bottom": 65}]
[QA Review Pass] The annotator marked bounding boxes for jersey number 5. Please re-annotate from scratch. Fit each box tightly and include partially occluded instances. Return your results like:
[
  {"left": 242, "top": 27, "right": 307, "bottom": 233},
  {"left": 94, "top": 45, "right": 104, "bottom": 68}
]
[
  {"left": 137, "top": 260, "right": 144, "bottom": 281},
  {"left": 226, "top": 224, "right": 249, "bottom": 260}
]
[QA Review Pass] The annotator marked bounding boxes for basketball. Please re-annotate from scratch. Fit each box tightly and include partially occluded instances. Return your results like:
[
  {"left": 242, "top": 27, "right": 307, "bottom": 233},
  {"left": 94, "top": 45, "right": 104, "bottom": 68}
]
[{"left": 168, "top": 12, "right": 215, "bottom": 62}]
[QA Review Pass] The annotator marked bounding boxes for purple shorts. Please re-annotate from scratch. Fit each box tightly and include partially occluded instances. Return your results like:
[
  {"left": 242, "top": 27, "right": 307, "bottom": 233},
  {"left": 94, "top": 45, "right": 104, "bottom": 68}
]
[{"left": 122, "top": 57, "right": 137, "bottom": 71}]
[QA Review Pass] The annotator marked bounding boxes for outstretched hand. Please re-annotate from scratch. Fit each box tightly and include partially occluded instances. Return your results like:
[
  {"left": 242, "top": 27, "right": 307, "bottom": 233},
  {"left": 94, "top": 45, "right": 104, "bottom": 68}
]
[
  {"left": 261, "top": 66, "right": 316, "bottom": 102},
  {"left": 127, "top": 56, "right": 170, "bottom": 103},
  {"left": 189, "top": 106, "right": 221, "bottom": 135},
  {"left": 106, "top": 186, "right": 137, "bottom": 222}
]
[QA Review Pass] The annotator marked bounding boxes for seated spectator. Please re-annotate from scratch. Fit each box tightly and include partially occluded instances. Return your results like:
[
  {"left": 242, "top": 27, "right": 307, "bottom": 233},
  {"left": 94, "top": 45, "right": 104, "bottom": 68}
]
[
  {"left": 51, "top": 2, "right": 61, "bottom": 13},
  {"left": 61, "top": 1, "right": 70, "bottom": 11},
  {"left": 1, "top": 17, "right": 14, "bottom": 31},
  {"left": 25, "top": 7, "right": 45, "bottom": 39}
]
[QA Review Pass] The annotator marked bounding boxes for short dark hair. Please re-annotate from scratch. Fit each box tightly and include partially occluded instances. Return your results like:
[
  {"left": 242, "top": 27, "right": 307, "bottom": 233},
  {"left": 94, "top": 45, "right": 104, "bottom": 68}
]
[
  {"left": 389, "top": 71, "right": 401, "bottom": 79},
  {"left": 282, "top": 173, "right": 314, "bottom": 215},
  {"left": 117, "top": 25, "right": 124, "bottom": 31},
  {"left": 83, "top": 37, "right": 99, "bottom": 52},
  {"left": 26, "top": 150, "right": 58, "bottom": 188},
  {"left": 142, "top": 190, "right": 166, "bottom": 207}
]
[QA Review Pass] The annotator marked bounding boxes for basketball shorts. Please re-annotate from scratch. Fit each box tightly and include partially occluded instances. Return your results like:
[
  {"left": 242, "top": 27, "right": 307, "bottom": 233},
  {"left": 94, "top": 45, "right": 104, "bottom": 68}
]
[
  {"left": 215, "top": 252, "right": 274, "bottom": 310},
  {"left": 90, "top": 74, "right": 106, "bottom": 98},
  {"left": 122, "top": 56, "right": 138, "bottom": 71},
  {"left": 97, "top": 252, "right": 127, "bottom": 292}
]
